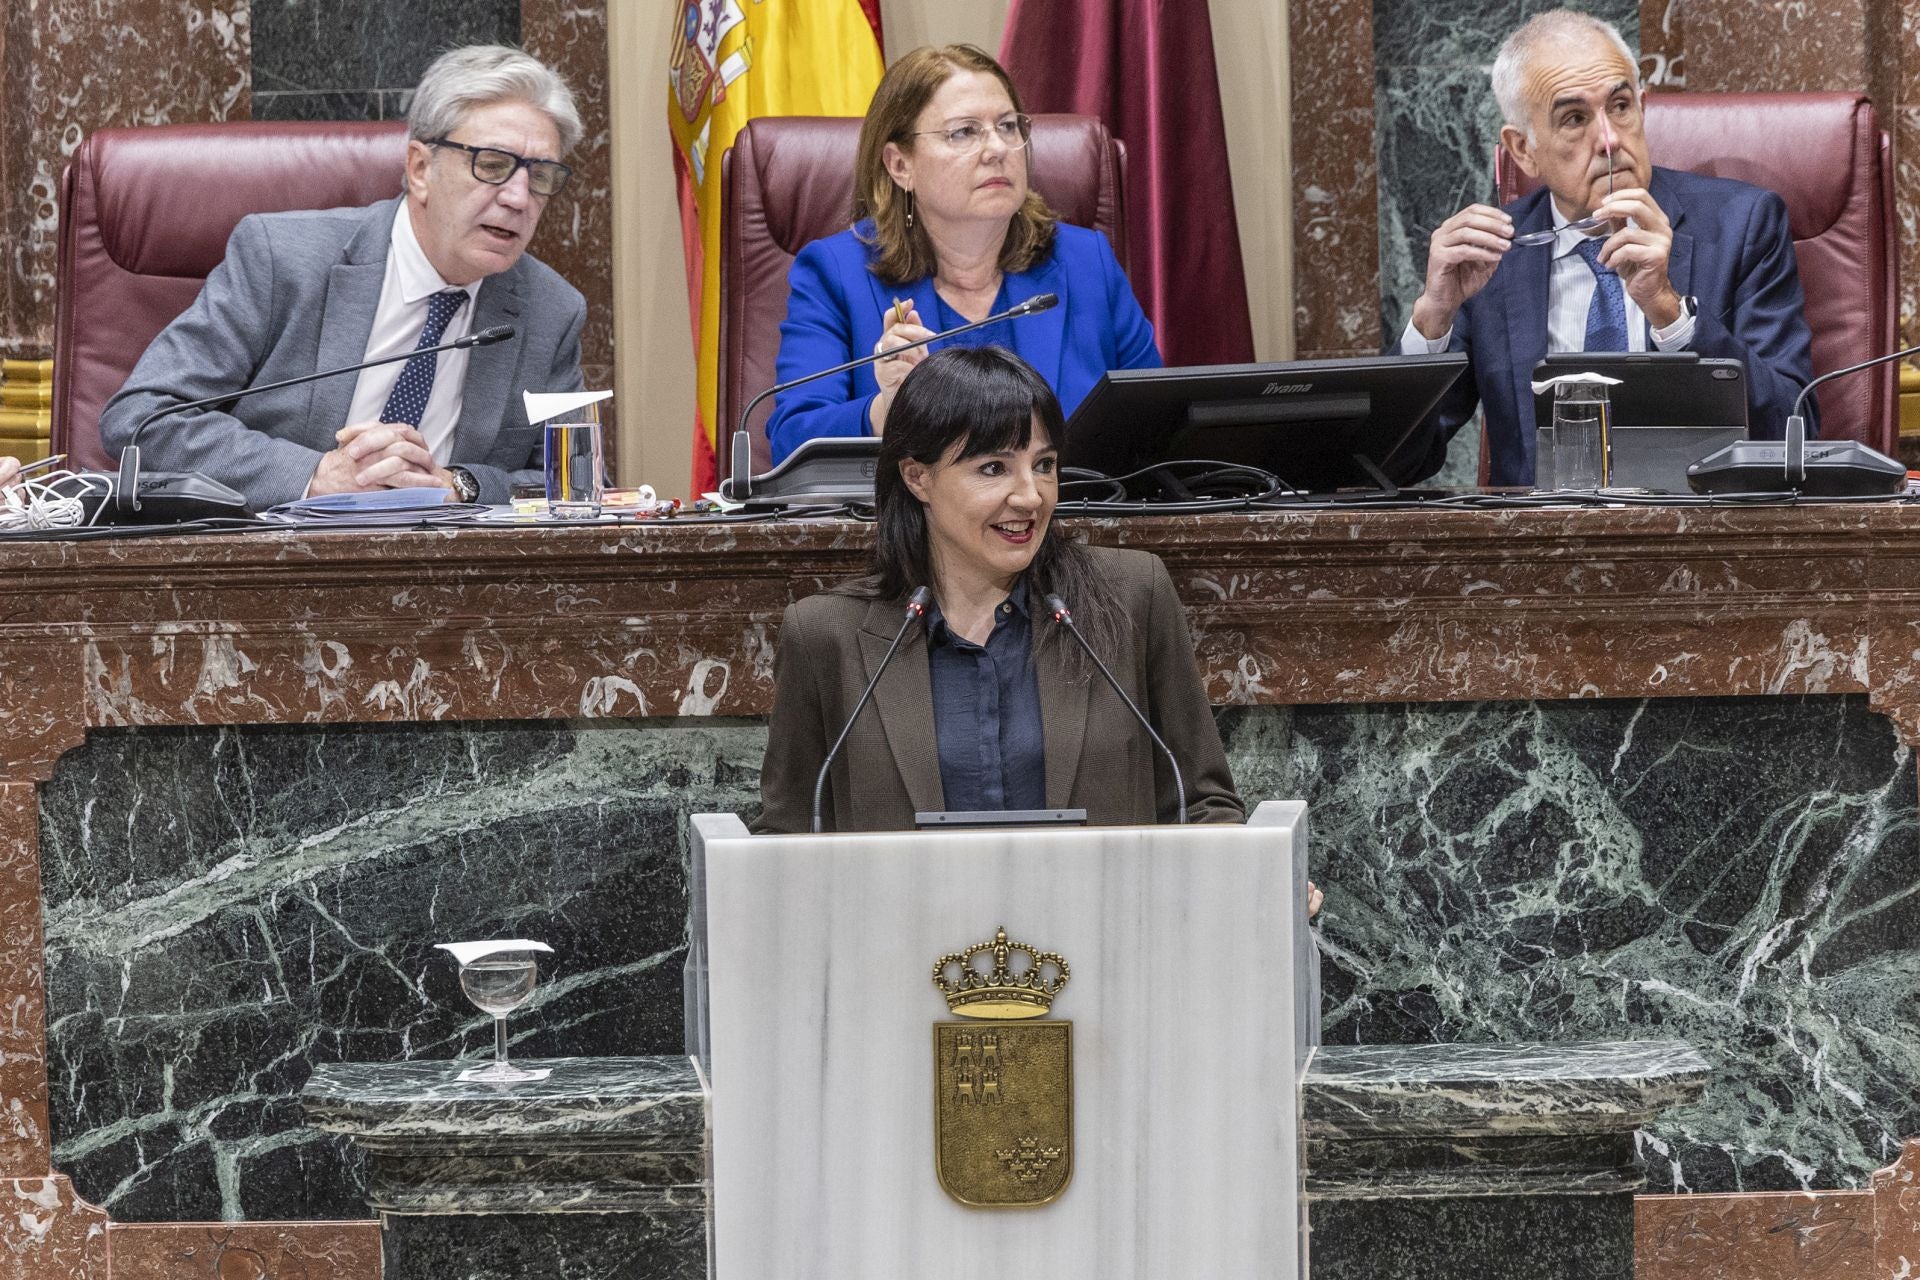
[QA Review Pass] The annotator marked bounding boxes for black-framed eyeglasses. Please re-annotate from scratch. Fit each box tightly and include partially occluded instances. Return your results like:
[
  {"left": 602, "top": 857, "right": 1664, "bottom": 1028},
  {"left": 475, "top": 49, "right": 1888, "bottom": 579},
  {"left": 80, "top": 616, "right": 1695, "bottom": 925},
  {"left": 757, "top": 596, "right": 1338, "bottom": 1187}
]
[
  {"left": 906, "top": 114, "right": 1033, "bottom": 156},
  {"left": 429, "top": 138, "right": 573, "bottom": 197}
]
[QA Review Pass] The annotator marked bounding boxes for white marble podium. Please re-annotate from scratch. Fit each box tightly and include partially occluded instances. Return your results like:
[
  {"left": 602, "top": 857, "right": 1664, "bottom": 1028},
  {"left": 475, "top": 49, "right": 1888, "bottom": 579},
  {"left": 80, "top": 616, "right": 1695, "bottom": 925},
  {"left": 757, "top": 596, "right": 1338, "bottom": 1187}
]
[{"left": 687, "top": 802, "right": 1311, "bottom": 1280}]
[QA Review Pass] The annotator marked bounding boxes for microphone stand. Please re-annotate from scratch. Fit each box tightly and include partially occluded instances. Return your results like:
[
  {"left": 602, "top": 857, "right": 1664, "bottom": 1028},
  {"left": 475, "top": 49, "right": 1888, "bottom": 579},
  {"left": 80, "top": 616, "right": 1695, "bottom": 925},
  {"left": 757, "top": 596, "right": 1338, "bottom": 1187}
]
[
  {"left": 116, "top": 324, "right": 517, "bottom": 515},
  {"left": 1044, "top": 593, "right": 1187, "bottom": 824},
  {"left": 725, "top": 294, "right": 1059, "bottom": 500},
  {"left": 811, "top": 586, "right": 933, "bottom": 833}
]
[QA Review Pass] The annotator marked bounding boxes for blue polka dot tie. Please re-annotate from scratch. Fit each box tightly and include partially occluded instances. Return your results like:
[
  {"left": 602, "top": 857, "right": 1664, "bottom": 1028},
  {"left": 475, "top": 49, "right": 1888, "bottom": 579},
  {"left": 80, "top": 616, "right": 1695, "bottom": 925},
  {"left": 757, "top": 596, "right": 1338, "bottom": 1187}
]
[
  {"left": 1574, "top": 237, "right": 1628, "bottom": 353},
  {"left": 380, "top": 289, "right": 469, "bottom": 427}
]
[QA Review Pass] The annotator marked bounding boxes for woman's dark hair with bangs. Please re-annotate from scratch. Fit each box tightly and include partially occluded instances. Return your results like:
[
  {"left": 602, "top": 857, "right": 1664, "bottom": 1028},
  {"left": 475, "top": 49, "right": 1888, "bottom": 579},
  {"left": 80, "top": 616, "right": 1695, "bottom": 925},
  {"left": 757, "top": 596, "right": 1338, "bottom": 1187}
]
[{"left": 848, "top": 346, "right": 1120, "bottom": 664}]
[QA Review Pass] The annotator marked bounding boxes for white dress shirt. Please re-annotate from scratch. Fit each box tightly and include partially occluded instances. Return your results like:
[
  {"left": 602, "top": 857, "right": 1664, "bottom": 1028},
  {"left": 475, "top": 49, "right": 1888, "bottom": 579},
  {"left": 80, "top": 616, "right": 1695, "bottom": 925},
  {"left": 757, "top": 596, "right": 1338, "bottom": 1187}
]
[
  {"left": 343, "top": 204, "right": 482, "bottom": 464},
  {"left": 1400, "top": 200, "right": 1696, "bottom": 356}
]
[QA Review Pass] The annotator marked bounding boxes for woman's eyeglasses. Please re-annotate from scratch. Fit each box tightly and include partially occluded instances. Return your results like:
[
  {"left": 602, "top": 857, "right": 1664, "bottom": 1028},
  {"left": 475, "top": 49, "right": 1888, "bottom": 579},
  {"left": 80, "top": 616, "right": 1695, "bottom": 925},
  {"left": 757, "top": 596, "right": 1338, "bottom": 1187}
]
[
  {"left": 909, "top": 115, "right": 1033, "bottom": 156},
  {"left": 430, "top": 139, "right": 574, "bottom": 197}
]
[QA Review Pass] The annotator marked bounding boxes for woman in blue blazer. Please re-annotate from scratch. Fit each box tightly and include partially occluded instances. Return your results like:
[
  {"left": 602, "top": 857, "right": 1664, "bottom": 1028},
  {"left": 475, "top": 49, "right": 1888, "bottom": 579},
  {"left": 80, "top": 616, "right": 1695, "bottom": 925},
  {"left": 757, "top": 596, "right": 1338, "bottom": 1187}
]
[{"left": 766, "top": 43, "right": 1161, "bottom": 466}]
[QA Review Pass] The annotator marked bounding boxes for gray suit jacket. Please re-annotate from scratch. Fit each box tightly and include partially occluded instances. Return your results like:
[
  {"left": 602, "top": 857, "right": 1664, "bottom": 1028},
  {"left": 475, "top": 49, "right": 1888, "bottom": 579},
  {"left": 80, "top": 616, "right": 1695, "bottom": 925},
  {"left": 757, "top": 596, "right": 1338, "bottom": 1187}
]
[
  {"left": 752, "top": 545, "right": 1245, "bottom": 833},
  {"left": 99, "top": 195, "right": 586, "bottom": 508}
]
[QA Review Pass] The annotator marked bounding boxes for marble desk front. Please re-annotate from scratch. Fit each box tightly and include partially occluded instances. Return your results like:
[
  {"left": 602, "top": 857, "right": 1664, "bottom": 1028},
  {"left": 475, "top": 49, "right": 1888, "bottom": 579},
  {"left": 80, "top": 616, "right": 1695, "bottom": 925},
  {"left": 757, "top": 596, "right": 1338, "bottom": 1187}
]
[{"left": 3, "top": 504, "right": 1918, "bottom": 1272}]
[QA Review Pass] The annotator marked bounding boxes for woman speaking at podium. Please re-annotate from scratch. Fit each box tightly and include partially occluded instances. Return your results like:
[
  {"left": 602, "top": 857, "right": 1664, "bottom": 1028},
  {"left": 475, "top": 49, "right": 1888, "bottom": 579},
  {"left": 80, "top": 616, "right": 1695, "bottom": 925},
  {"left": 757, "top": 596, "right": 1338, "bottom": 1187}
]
[
  {"left": 753, "top": 347, "right": 1243, "bottom": 834},
  {"left": 763, "top": 44, "right": 1162, "bottom": 467}
]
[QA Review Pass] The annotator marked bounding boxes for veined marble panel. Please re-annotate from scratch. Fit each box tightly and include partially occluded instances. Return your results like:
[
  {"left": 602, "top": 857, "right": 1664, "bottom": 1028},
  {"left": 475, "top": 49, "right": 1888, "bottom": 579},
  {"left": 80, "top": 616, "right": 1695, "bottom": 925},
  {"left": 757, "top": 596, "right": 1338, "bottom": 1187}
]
[
  {"left": 1227, "top": 694, "right": 1920, "bottom": 1193},
  {"left": 250, "top": 0, "right": 519, "bottom": 97},
  {"left": 691, "top": 806, "right": 1307, "bottom": 1280},
  {"left": 40, "top": 719, "right": 763, "bottom": 1223},
  {"left": 34, "top": 689, "right": 1918, "bottom": 1229}
]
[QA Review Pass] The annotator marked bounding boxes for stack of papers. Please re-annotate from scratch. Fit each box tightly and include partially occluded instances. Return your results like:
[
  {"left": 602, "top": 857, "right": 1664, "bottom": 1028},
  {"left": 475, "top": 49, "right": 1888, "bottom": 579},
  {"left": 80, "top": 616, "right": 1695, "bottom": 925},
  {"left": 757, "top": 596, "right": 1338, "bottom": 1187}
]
[{"left": 263, "top": 487, "right": 468, "bottom": 524}]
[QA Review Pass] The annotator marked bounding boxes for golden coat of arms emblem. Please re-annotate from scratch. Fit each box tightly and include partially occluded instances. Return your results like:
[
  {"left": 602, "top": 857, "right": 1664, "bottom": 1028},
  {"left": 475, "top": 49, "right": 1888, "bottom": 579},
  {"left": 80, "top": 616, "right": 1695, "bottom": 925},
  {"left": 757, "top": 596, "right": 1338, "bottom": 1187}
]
[{"left": 931, "top": 926, "right": 1073, "bottom": 1208}]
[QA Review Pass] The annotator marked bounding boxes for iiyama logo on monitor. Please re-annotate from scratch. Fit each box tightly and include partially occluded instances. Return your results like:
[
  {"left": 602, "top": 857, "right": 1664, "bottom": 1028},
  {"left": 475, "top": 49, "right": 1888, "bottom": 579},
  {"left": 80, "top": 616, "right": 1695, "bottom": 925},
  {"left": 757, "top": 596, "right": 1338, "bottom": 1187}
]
[{"left": 1261, "top": 381, "right": 1312, "bottom": 395}]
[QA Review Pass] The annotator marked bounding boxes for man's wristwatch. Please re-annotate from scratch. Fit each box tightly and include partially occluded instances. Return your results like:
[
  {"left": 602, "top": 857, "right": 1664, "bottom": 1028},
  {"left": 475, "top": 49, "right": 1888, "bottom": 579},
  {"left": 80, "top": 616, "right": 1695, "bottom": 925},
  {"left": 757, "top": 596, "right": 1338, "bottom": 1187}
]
[{"left": 447, "top": 466, "right": 480, "bottom": 503}]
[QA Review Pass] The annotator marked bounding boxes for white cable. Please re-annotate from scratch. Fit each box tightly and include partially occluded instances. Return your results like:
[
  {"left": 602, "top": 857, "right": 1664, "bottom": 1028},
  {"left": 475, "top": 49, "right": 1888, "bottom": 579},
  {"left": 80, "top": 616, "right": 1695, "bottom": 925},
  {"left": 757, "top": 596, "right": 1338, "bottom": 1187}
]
[{"left": 0, "top": 469, "right": 112, "bottom": 532}]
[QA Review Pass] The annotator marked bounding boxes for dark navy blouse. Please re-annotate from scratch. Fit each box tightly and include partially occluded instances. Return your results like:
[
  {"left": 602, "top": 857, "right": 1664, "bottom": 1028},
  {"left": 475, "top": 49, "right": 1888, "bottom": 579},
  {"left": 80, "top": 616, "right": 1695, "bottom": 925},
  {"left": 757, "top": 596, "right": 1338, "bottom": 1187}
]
[{"left": 925, "top": 582, "right": 1047, "bottom": 812}]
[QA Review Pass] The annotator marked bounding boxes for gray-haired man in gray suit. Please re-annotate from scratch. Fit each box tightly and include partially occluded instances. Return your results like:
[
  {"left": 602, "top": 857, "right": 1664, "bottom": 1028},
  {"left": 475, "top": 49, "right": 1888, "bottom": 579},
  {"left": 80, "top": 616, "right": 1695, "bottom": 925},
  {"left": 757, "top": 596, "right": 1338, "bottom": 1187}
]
[{"left": 100, "top": 45, "right": 587, "bottom": 508}]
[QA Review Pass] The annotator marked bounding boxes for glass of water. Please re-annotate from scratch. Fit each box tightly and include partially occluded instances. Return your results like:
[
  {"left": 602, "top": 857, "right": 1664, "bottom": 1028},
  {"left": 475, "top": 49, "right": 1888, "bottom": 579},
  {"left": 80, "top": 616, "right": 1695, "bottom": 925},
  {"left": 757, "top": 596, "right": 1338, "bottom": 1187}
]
[
  {"left": 545, "top": 399, "right": 605, "bottom": 518},
  {"left": 1550, "top": 380, "right": 1611, "bottom": 490},
  {"left": 454, "top": 947, "right": 547, "bottom": 1083}
]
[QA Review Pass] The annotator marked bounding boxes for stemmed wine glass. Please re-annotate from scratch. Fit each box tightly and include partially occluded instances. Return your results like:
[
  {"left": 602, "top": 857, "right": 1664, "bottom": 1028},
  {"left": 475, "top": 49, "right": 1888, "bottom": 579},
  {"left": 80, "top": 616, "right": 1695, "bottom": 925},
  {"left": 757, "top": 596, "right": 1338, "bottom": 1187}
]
[{"left": 435, "top": 939, "right": 553, "bottom": 1083}]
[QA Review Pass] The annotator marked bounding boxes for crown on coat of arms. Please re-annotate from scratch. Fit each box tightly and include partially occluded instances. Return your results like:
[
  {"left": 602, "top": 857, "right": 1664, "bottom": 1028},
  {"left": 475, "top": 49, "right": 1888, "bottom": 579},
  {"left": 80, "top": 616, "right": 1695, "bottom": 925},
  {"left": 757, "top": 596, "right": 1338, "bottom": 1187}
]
[{"left": 932, "top": 926, "right": 1070, "bottom": 1020}]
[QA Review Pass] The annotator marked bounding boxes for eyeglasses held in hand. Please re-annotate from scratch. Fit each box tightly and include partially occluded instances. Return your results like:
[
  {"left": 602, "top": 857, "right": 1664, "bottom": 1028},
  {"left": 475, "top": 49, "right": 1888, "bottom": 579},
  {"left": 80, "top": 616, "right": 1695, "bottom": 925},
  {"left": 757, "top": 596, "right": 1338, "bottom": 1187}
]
[
  {"left": 430, "top": 139, "right": 573, "bottom": 197},
  {"left": 909, "top": 114, "right": 1033, "bottom": 156}
]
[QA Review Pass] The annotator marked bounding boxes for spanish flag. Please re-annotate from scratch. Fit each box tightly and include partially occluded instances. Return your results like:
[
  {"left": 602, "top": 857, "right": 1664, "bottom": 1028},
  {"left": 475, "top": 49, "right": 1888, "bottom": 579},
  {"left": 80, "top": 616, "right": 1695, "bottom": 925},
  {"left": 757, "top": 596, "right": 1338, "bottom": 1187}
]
[{"left": 668, "top": 0, "right": 885, "bottom": 496}]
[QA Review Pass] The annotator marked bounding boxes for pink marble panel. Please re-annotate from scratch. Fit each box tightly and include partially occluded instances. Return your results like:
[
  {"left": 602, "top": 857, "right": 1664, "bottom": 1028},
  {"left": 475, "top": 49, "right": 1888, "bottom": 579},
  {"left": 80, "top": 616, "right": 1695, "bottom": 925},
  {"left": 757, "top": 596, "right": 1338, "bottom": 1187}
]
[
  {"left": 1681, "top": 0, "right": 1886, "bottom": 97},
  {"left": 1898, "top": 105, "right": 1920, "bottom": 348},
  {"left": 521, "top": 0, "right": 617, "bottom": 464},
  {"left": 0, "top": 1177, "right": 108, "bottom": 1279},
  {"left": 107, "top": 1221, "right": 381, "bottom": 1279},
  {"left": 1636, "top": 1189, "right": 1876, "bottom": 1278},
  {"left": 1640, "top": 0, "right": 1685, "bottom": 88},
  {"left": 0, "top": 1, "right": 249, "bottom": 359},
  {"left": 1288, "top": 0, "right": 1380, "bottom": 358},
  {"left": 1873, "top": 1139, "right": 1920, "bottom": 1278}
]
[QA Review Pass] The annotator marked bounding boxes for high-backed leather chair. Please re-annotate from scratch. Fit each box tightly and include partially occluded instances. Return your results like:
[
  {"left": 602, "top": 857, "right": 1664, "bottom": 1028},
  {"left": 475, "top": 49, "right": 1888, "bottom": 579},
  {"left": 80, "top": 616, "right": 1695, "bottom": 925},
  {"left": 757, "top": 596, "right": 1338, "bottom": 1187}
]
[
  {"left": 1496, "top": 92, "right": 1898, "bottom": 452},
  {"left": 53, "top": 121, "right": 410, "bottom": 470},
  {"left": 716, "top": 114, "right": 1128, "bottom": 485}
]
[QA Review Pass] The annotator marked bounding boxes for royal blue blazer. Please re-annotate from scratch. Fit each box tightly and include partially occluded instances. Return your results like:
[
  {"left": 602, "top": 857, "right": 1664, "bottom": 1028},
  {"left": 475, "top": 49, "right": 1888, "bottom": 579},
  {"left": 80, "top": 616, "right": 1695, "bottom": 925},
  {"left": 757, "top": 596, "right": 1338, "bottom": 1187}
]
[
  {"left": 767, "top": 220, "right": 1162, "bottom": 464},
  {"left": 1391, "top": 166, "right": 1816, "bottom": 487}
]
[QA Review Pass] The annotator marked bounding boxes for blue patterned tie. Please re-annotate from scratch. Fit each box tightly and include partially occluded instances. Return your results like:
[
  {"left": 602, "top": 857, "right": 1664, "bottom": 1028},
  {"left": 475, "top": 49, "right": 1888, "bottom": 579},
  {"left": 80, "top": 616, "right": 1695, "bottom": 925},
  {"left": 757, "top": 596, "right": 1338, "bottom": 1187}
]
[
  {"left": 380, "top": 289, "right": 469, "bottom": 427},
  {"left": 1573, "top": 237, "right": 1628, "bottom": 352}
]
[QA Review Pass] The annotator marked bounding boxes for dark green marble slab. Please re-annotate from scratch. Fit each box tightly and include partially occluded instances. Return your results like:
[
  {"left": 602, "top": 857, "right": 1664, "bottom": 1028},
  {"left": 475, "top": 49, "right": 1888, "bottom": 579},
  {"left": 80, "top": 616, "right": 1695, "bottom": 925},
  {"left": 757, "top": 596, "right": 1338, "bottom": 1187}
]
[
  {"left": 40, "top": 694, "right": 1917, "bottom": 1223},
  {"left": 1227, "top": 695, "right": 1920, "bottom": 1192},
  {"left": 41, "top": 720, "right": 761, "bottom": 1222}
]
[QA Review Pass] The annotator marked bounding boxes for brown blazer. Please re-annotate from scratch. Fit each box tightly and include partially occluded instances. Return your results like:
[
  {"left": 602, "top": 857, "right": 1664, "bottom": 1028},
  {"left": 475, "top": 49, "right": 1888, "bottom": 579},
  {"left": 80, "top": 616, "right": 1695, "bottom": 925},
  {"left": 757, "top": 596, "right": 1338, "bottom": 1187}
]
[{"left": 752, "top": 545, "right": 1244, "bottom": 833}]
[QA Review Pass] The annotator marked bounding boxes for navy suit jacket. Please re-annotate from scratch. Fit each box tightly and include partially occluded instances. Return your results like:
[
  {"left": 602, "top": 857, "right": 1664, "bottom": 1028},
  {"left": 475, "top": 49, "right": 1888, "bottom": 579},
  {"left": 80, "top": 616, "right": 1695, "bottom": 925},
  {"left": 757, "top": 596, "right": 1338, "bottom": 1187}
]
[
  {"left": 1392, "top": 166, "right": 1816, "bottom": 487},
  {"left": 766, "top": 220, "right": 1161, "bottom": 464}
]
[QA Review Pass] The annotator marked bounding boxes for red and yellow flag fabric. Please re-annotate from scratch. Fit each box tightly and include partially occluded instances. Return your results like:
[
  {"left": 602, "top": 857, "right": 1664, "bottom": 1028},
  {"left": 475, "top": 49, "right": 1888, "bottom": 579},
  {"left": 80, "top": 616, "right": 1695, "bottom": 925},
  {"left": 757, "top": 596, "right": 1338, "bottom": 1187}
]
[{"left": 668, "top": 0, "right": 885, "bottom": 496}]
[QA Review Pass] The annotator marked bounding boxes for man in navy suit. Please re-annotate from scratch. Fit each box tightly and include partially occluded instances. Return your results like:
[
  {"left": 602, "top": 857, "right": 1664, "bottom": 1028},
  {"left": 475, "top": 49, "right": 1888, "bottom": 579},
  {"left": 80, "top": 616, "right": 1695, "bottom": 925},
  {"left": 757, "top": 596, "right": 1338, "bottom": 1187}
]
[{"left": 1391, "top": 10, "right": 1815, "bottom": 487}]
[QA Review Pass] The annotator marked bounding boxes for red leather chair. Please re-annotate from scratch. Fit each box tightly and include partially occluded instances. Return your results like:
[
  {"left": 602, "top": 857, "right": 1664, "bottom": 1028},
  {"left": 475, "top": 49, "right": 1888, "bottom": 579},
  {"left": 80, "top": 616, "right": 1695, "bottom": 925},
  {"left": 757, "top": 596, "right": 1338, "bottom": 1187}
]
[
  {"left": 1496, "top": 92, "right": 1898, "bottom": 453},
  {"left": 53, "top": 122, "right": 410, "bottom": 470},
  {"left": 716, "top": 114, "right": 1129, "bottom": 485}
]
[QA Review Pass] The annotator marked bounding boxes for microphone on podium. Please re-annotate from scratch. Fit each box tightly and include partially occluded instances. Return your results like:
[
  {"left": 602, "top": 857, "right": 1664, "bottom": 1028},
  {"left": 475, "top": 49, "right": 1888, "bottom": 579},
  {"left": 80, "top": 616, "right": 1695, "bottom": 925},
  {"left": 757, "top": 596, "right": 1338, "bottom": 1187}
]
[
  {"left": 812, "top": 586, "right": 934, "bottom": 833},
  {"left": 723, "top": 294, "right": 1060, "bottom": 502},
  {"left": 1045, "top": 592, "right": 1188, "bottom": 825},
  {"left": 114, "top": 324, "right": 517, "bottom": 521}
]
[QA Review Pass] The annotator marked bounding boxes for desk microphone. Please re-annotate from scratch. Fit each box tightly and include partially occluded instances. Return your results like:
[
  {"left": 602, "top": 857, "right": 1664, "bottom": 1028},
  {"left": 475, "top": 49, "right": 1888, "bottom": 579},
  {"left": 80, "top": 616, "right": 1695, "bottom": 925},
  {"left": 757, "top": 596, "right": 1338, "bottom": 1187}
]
[
  {"left": 115, "top": 324, "right": 516, "bottom": 518},
  {"left": 725, "top": 294, "right": 1059, "bottom": 500},
  {"left": 812, "top": 586, "right": 933, "bottom": 833},
  {"left": 1044, "top": 592, "right": 1187, "bottom": 825},
  {"left": 1781, "top": 342, "right": 1920, "bottom": 484},
  {"left": 1688, "top": 341, "right": 1913, "bottom": 496}
]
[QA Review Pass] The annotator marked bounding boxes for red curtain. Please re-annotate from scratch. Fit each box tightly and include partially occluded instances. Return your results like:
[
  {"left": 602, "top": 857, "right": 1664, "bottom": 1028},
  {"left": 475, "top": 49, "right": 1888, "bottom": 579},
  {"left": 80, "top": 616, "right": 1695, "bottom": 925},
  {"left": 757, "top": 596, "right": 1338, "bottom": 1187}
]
[{"left": 1000, "top": 0, "right": 1255, "bottom": 366}]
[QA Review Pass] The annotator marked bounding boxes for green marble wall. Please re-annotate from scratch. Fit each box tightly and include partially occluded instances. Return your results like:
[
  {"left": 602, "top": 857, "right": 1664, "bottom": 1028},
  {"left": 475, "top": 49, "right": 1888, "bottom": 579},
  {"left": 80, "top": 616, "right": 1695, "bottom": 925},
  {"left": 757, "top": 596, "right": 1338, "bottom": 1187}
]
[{"left": 38, "top": 696, "right": 1920, "bottom": 1221}]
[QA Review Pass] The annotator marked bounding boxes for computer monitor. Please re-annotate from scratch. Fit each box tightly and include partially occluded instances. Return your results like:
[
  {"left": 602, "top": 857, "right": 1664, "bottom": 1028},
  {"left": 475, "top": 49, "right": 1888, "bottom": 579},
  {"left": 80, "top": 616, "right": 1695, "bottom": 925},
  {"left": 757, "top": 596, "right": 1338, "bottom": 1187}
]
[{"left": 1061, "top": 354, "right": 1468, "bottom": 493}]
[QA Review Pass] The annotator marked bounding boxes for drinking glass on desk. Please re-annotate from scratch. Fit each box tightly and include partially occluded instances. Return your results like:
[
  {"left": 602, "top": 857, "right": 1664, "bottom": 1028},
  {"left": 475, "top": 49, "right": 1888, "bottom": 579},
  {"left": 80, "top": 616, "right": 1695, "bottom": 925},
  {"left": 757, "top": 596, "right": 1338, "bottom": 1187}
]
[
  {"left": 545, "top": 399, "right": 605, "bottom": 518},
  {"left": 1550, "top": 381, "right": 1611, "bottom": 490},
  {"left": 436, "top": 939, "right": 553, "bottom": 1083}
]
